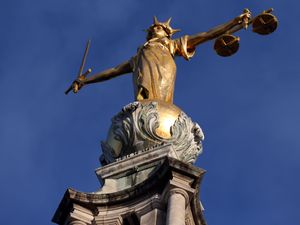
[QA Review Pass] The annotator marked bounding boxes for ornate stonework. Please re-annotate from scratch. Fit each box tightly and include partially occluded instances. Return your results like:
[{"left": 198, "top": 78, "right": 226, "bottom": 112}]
[{"left": 101, "top": 101, "right": 204, "bottom": 165}]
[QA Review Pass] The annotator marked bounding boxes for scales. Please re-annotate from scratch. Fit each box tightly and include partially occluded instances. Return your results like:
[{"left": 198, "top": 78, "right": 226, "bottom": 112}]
[{"left": 214, "top": 9, "right": 278, "bottom": 57}]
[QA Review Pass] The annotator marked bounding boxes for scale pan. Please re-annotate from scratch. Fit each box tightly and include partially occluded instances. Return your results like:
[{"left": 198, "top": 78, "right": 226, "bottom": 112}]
[
  {"left": 252, "top": 13, "right": 278, "bottom": 35},
  {"left": 214, "top": 34, "right": 240, "bottom": 57}
]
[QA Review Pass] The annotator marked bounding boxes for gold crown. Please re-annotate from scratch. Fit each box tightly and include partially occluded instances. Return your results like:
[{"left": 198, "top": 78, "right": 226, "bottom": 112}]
[{"left": 147, "top": 16, "right": 181, "bottom": 37}]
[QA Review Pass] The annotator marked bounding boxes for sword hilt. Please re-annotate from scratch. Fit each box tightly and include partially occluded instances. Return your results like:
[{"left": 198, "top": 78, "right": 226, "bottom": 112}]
[{"left": 65, "top": 68, "right": 92, "bottom": 95}]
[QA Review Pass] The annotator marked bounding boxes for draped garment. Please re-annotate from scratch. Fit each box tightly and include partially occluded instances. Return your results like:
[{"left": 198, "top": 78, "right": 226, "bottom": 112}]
[{"left": 130, "top": 36, "right": 196, "bottom": 104}]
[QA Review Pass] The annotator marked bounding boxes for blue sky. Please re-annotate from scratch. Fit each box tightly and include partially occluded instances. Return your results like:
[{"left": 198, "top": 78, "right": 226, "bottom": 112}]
[{"left": 1, "top": 0, "right": 299, "bottom": 224}]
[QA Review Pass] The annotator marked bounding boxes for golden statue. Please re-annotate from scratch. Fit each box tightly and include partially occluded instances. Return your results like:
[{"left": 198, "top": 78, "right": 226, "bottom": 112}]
[{"left": 67, "top": 9, "right": 277, "bottom": 105}]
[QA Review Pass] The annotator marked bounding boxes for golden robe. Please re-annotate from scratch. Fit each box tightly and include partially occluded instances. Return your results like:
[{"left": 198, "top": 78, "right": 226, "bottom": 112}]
[{"left": 130, "top": 35, "right": 195, "bottom": 104}]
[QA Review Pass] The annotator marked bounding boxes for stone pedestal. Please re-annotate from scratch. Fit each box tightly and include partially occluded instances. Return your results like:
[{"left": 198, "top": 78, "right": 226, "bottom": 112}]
[{"left": 52, "top": 144, "right": 206, "bottom": 225}]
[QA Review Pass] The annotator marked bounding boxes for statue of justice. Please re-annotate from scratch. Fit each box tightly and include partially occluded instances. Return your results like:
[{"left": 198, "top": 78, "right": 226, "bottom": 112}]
[
  {"left": 65, "top": 8, "right": 277, "bottom": 163},
  {"left": 66, "top": 8, "right": 277, "bottom": 105}
]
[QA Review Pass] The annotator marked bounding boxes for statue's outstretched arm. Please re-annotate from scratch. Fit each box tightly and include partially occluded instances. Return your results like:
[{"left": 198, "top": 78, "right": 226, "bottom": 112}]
[
  {"left": 85, "top": 60, "right": 132, "bottom": 84},
  {"left": 72, "top": 60, "right": 132, "bottom": 93},
  {"left": 187, "top": 10, "right": 251, "bottom": 49}
]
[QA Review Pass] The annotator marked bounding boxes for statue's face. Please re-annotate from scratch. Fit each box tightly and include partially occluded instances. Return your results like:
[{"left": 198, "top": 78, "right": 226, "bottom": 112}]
[{"left": 148, "top": 25, "right": 168, "bottom": 39}]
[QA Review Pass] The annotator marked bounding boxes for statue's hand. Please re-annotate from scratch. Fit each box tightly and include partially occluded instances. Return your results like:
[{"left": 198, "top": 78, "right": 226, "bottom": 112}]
[
  {"left": 72, "top": 76, "right": 85, "bottom": 93},
  {"left": 236, "top": 9, "right": 252, "bottom": 29}
]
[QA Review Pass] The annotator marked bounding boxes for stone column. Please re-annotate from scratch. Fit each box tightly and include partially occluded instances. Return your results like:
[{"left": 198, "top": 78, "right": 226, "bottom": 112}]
[{"left": 166, "top": 188, "right": 189, "bottom": 225}]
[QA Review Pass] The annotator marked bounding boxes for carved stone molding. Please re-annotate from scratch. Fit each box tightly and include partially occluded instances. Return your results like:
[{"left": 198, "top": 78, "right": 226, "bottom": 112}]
[
  {"left": 101, "top": 101, "right": 204, "bottom": 165},
  {"left": 93, "top": 216, "right": 122, "bottom": 225},
  {"left": 67, "top": 220, "right": 87, "bottom": 225},
  {"left": 64, "top": 204, "right": 94, "bottom": 225}
]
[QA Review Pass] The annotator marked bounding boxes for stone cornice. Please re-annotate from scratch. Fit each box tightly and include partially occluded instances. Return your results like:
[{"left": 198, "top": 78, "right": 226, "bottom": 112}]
[{"left": 52, "top": 156, "right": 206, "bottom": 225}]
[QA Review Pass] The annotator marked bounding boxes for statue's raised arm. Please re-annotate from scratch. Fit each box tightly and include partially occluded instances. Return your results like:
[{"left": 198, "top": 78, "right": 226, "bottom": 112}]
[
  {"left": 185, "top": 8, "right": 277, "bottom": 57},
  {"left": 186, "top": 9, "right": 251, "bottom": 50}
]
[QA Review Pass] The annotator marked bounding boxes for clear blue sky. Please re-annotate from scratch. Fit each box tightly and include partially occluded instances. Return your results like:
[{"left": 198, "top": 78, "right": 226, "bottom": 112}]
[{"left": 1, "top": 0, "right": 299, "bottom": 224}]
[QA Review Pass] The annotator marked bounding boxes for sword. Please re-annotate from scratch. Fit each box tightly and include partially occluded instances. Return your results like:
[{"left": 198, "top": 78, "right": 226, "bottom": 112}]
[{"left": 65, "top": 40, "right": 92, "bottom": 95}]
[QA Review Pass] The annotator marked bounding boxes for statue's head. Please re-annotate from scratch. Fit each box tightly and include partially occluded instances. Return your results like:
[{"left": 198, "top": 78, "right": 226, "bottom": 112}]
[{"left": 146, "top": 17, "right": 180, "bottom": 40}]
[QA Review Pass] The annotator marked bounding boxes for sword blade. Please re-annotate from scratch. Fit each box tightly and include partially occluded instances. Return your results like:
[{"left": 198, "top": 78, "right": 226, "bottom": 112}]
[
  {"left": 65, "top": 40, "right": 91, "bottom": 95},
  {"left": 78, "top": 39, "right": 91, "bottom": 77}
]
